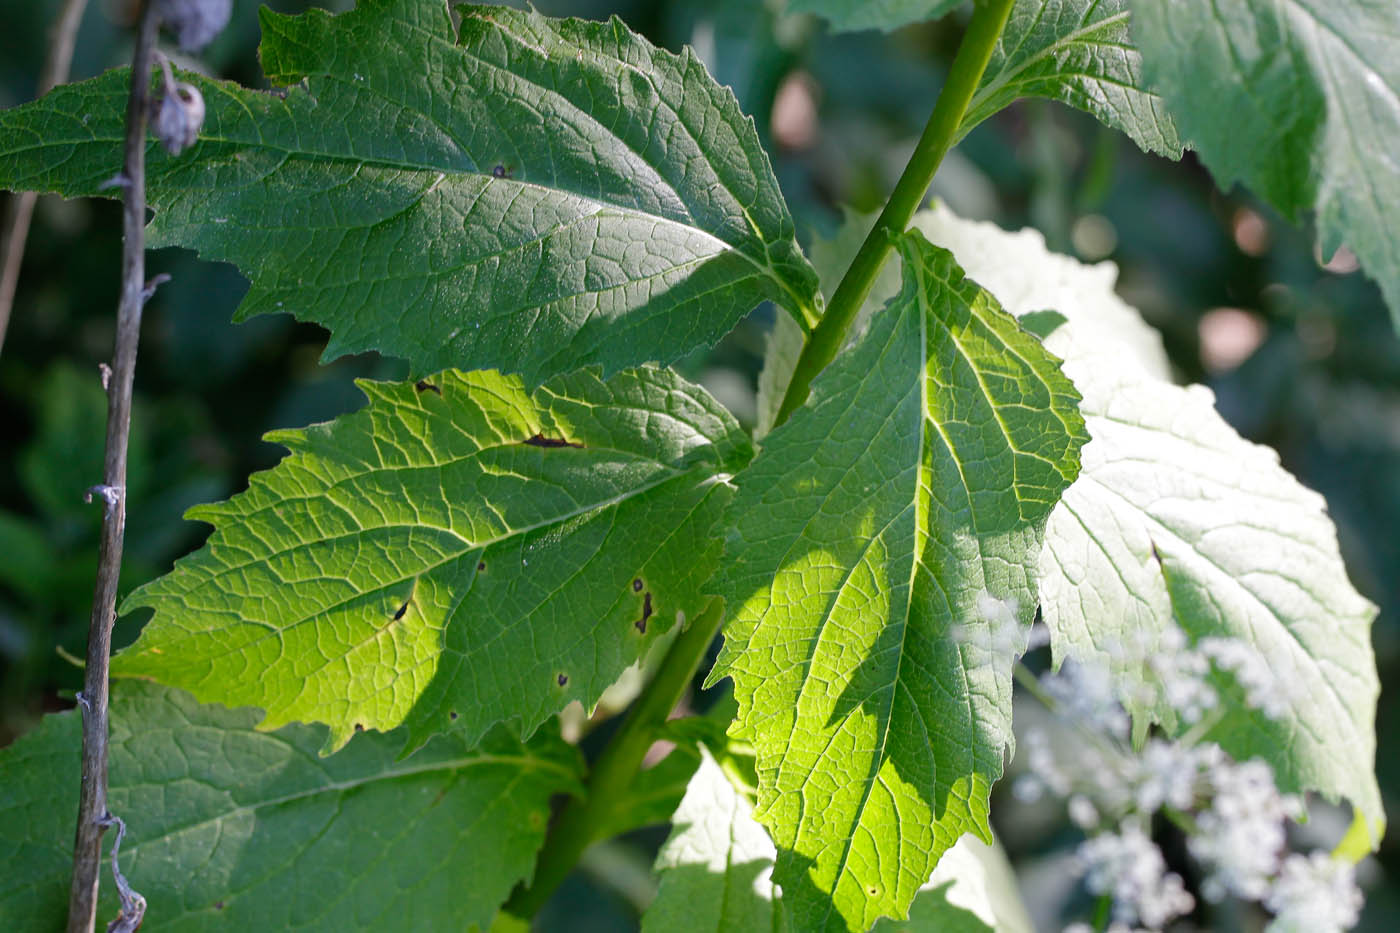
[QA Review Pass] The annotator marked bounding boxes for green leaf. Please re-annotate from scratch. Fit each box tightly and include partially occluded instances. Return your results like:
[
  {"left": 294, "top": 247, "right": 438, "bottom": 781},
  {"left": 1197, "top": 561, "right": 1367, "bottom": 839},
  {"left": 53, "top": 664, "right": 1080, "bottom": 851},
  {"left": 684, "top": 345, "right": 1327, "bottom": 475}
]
[
  {"left": 709, "top": 230, "right": 1087, "bottom": 931},
  {"left": 872, "top": 836, "right": 1032, "bottom": 933},
  {"left": 914, "top": 202, "right": 1384, "bottom": 845},
  {"left": 643, "top": 747, "right": 1033, "bottom": 933},
  {"left": 643, "top": 746, "right": 785, "bottom": 933},
  {"left": 0, "top": 682, "right": 580, "bottom": 931},
  {"left": 1127, "top": 0, "right": 1400, "bottom": 327},
  {"left": 787, "top": 0, "right": 966, "bottom": 33},
  {"left": 963, "top": 0, "right": 1182, "bottom": 157},
  {"left": 116, "top": 367, "right": 750, "bottom": 753},
  {"left": 0, "top": 0, "right": 820, "bottom": 380}
]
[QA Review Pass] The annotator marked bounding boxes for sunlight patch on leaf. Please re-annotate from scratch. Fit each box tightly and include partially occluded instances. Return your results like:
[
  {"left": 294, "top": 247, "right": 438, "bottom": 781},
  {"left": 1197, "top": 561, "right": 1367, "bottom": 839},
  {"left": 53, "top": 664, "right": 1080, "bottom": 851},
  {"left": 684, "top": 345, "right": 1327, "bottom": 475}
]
[
  {"left": 914, "top": 204, "right": 1384, "bottom": 846},
  {"left": 710, "top": 230, "right": 1085, "bottom": 931},
  {"left": 117, "top": 367, "right": 750, "bottom": 753}
]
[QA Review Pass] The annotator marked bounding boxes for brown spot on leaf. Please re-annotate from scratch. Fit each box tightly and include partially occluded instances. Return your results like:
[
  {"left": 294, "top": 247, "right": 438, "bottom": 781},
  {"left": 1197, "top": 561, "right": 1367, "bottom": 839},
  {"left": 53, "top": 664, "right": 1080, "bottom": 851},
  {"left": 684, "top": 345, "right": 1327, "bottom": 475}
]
[
  {"left": 393, "top": 601, "right": 409, "bottom": 621},
  {"left": 354, "top": 723, "right": 365, "bottom": 732},
  {"left": 477, "top": 561, "right": 486, "bottom": 572},
  {"left": 632, "top": 578, "right": 643, "bottom": 592},
  {"left": 635, "top": 592, "right": 653, "bottom": 634},
  {"left": 523, "top": 433, "right": 582, "bottom": 449},
  {"left": 492, "top": 163, "right": 510, "bottom": 179},
  {"left": 415, "top": 379, "right": 442, "bottom": 395},
  {"left": 556, "top": 673, "right": 568, "bottom": 687},
  {"left": 449, "top": 710, "right": 458, "bottom": 721},
  {"left": 214, "top": 902, "right": 225, "bottom": 911}
]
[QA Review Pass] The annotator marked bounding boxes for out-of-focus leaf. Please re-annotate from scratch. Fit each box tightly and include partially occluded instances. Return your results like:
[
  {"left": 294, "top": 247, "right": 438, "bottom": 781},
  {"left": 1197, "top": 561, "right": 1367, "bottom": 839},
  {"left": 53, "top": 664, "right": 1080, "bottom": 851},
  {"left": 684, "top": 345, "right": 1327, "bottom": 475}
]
[
  {"left": 787, "top": 0, "right": 965, "bottom": 33},
  {"left": 1129, "top": 0, "right": 1400, "bottom": 328}
]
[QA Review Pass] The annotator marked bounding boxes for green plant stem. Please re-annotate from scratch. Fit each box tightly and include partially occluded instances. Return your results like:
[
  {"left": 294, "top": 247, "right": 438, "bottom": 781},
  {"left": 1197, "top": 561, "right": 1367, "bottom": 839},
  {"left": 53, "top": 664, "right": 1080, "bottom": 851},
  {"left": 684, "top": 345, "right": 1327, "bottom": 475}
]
[
  {"left": 507, "top": 4, "right": 1019, "bottom": 918},
  {"left": 504, "top": 597, "right": 725, "bottom": 919},
  {"left": 775, "top": 0, "right": 1016, "bottom": 425}
]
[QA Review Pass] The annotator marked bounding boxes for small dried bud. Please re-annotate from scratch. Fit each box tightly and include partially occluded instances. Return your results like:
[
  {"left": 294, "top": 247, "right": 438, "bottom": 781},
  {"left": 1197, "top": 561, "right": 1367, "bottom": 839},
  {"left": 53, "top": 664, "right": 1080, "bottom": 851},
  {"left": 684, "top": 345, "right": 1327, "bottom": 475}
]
[
  {"left": 155, "top": 0, "right": 232, "bottom": 52},
  {"left": 153, "top": 82, "right": 205, "bottom": 155}
]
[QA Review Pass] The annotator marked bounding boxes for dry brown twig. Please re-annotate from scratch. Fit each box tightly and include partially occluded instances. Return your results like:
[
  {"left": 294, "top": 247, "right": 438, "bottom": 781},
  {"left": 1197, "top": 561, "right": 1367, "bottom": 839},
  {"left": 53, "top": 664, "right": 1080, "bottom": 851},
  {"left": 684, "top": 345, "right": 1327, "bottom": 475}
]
[{"left": 65, "top": 3, "right": 160, "bottom": 930}]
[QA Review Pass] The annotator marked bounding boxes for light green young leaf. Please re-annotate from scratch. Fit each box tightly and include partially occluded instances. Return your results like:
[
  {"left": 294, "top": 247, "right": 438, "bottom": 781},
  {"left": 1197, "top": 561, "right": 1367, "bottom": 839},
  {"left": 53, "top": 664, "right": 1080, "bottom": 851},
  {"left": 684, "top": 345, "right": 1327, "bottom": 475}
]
[
  {"left": 0, "top": 682, "right": 580, "bottom": 931},
  {"left": 912, "top": 203, "right": 1383, "bottom": 844},
  {"left": 1128, "top": 0, "right": 1400, "bottom": 327},
  {"left": 710, "top": 230, "right": 1086, "bottom": 931},
  {"left": 0, "top": 0, "right": 820, "bottom": 381},
  {"left": 962, "top": 0, "right": 1182, "bottom": 157},
  {"left": 643, "top": 746, "right": 785, "bottom": 933},
  {"left": 786, "top": 0, "right": 965, "bottom": 33},
  {"left": 116, "top": 367, "right": 750, "bottom": 753}
]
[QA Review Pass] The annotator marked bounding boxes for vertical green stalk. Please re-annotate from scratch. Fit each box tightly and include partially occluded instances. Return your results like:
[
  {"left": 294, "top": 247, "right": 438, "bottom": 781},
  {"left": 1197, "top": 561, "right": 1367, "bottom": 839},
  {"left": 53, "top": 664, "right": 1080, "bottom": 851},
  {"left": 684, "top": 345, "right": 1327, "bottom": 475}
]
[
  {"left": 776, "top": 0, "right": 1017, "bottom": 424},
  {"left": 504, "top": 599, "right": 725, "bottom": 919},
  {"left": 505, "top": 1, "right": 1016, "bottom": 918}
]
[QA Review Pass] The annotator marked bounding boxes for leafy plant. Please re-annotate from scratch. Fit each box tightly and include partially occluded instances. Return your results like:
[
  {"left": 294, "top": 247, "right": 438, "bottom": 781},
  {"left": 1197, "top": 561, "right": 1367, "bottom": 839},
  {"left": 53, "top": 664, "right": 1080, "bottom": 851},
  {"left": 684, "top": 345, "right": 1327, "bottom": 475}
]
[{"left": 0, "top": 0, "right": 1392, "bottom": 930}]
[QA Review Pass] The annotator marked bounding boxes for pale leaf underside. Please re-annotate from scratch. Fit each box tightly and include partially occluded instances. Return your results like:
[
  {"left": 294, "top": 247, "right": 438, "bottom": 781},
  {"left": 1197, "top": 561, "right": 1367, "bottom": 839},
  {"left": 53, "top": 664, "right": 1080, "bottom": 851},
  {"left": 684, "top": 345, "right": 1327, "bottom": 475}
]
[
  {"left": 642, "top": 746, "right": 1033, "bottom": 932},
  {"left": 912, "top": 205, "right": 1383, "bottom": 843}
]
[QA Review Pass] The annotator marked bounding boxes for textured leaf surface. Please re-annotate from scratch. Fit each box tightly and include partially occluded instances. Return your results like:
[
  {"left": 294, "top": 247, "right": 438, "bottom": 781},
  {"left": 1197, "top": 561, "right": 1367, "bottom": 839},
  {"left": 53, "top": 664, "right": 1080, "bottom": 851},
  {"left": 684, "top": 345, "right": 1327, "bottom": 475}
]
[
  {"left": 709, "top": 230, "right": 1086, "bottom": 931},
  {"left": 916, "top": 205, "right": 1384, "bottom": 844},
  {"left": 1039, "top": 326, "right": 1383, "bottom": 839},
  {"left": 963, "top": 0, "right": 1181, "bottom": 156},
  {"left": 0, "top": 0, "right": 819, "bottom": 380},
  {"left": 643, "top": 746, "right": 1032, "bottom": 933},
  {"left": 871, "top": 836, "right": 1031, "bottom": 933},
  {"left": 1128, "top": 0, "right": 1400, "bottom": 327},
  {"left": 117, "top": 367, "right": 750, "bottom": 752},
  {"left": 0, "top": 682, "right": 579, "bottom": 931},
  {"left": 786, "top": 0, "right": 965, "bottom": 33}
]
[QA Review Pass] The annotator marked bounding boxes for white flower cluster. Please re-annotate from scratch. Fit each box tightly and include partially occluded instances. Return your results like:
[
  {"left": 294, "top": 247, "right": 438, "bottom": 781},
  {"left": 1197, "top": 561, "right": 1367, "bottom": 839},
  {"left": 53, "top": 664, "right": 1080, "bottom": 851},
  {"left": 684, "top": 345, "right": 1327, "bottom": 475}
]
[
  {"left": 1189, "top": 758, "right": 1303, "bottom": 901},
  {"left": 1007, "top": 622, "right": 1364, "bottom": 932},
  {"left": 1077, "top": 824, "right": 1195, "bottom": 929},
  {"left": 1265, "top": 852, "right": 1364, "bottom": 932}
]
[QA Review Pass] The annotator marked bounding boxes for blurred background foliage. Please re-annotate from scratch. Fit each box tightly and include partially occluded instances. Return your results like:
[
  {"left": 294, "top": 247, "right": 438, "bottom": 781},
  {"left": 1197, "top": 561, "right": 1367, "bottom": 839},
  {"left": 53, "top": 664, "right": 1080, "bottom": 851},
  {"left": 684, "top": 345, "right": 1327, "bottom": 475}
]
[{"left": 0, "top": 0, "right": 1396, "bottom": 928}]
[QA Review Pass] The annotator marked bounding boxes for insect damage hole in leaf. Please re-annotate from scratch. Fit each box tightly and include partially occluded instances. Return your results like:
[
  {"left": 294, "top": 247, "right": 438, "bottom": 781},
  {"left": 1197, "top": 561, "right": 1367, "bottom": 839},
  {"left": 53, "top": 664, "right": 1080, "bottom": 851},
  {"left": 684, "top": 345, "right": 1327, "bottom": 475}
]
[{"left": 522, "top": 433, "right": 583, "bottom": 449}]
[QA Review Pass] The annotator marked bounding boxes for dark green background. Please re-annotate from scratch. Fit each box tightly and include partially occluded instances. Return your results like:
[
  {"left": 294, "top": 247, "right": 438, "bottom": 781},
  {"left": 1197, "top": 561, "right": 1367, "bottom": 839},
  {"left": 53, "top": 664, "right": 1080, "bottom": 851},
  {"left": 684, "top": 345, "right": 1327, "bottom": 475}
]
[{"left": 1, "top": 0, "right": 1395, "bottom": 928}]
